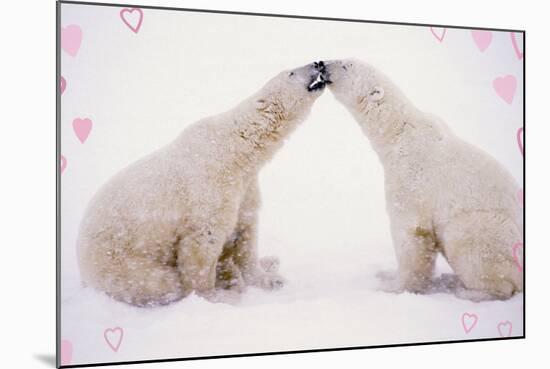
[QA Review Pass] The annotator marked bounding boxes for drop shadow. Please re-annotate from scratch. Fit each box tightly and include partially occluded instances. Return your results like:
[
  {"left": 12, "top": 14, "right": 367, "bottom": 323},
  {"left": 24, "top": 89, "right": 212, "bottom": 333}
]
[{"left": 33, "top": 353, "right": 56, "bottom": 367}]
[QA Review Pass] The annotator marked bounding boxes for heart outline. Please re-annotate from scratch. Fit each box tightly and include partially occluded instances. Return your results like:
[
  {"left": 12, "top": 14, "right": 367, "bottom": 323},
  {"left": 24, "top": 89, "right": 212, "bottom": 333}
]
[
  {"left": 517, "top": 127, "right": 524, "bottom": 156},
  {"left": 510, "top": 32, "right": 524, "bottom": 60},
  {"left": 430, "top": 27, "right": 446, "bottom": 42},
  {"left": 120, "top": 8, "right": 144, "bottom": 34},
  {"left": 61, "top": 76, "right": 67, "bottom": 95},
  {"left": 60, "top": 155, "right": 67, "bottom": 174},
  {"left": 512, "top": 242, "right": 523, "bottom": 272},
  {"left": 497, "top": 321, "right": 513, "bottom": 337},
  {"left": 461, "top": 312, "right": 478, "bottom": 334},
  {"left": 104, "top": 327, "right": 124, "bottom": 352}
]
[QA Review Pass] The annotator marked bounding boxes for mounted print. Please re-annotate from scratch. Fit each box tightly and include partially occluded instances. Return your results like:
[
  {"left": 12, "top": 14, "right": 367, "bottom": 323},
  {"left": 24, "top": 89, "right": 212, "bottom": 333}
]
[{"left": 57, "top": 1, "right": 525, "bottom": 367}]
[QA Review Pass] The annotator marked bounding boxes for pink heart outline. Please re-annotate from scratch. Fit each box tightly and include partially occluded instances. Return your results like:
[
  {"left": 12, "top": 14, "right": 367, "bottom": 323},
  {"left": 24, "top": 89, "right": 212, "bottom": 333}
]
[
  {"left": 497, "top": 321, "right": 513, "bottom": 337},
  {"left": 471, "top": 30, "right": 492, "bottom": 52},
  {"left": 461, "top": 312, "right": 478, "bottom": 333},
  {"left": 517, "top": 127, "right": 524, "bottom": 156},
  {"left": 72, "top": 118, "right": 93, "bottom": 144},
  {"left": 61, "top": 76, "right": 67, "bottom": 95},
  {"left": 61, "top": 25, "right": 82, "bottom": 57},
  {"left": 493, "top": 75, "right": 517, "bottom": 104},
  {"left": 104, "top": 327, "right": 124, "bottom": 352},
  {"left": 60, "top": 339, "right": 73, "bottom": 365},
  {"left": 430, "top": 27, "right": 446, "bottom": 42},
  {"left": 512, "top": 242, "right": 523, "bottom": 272},
  {"left": 510, "top": 32, "right": 524, "bottom": 60},
  {"left": 120, "top": 8, "right": 144, "bottom": 34},
  {"left": 60, "top": 155, "right": 67, "bottom": 174}
]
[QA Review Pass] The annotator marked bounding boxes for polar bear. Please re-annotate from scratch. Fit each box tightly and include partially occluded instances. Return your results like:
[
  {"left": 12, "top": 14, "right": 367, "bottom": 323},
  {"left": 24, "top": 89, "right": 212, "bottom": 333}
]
[
  {"left": 77, "top": 62, "right": 328, "bottom": 306},
  {"left": 324, "top": 59, "right": 523, "bottom": 300}
]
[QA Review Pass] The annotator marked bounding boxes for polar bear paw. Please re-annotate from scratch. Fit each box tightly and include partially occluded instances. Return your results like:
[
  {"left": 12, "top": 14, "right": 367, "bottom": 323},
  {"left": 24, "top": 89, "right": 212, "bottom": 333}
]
[
  {"left": 254, "top": 271, "right": 285, "bottom": 290},
  {"left": 259, "top": 255, "right": 280, "bottom": 273},
  {"left": 454, "top": 288, "right": 495, "bottom": 302},
  {"left": 375, "top": 270, "right": 404, "bottom": 293},
  {"left": 199, "top": 289, "right": 243, "bottom": 305},
  {"left": 376, "top": 269, "right": 436, "bottom": 294}
]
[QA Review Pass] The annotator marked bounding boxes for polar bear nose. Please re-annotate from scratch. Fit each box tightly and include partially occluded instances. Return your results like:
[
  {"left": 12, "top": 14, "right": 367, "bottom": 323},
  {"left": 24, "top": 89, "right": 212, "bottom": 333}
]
[
  {"left": 313, "top": 61, "right": 326, "bottom": 73},
  {"left": 314, "top": 60, "right": 332, "bottom": 85}
]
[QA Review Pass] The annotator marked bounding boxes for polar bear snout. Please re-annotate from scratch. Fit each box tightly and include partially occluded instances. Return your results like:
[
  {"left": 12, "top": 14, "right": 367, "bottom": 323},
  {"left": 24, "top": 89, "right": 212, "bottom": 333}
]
[
  {"left": 286, "top": 62, "right": 324, "bottom": 92},
  {"left": 313, "top": 60, "right": 327, "bottom": 75},
  {"left": 324, "top": 59, "right": 380, "bottom": 109},
  {"left": 305, "top": 61, "right": 330, "bottom": 92},
  {"left": 323, "top": 59, "right": 353, "bottom": 85}
]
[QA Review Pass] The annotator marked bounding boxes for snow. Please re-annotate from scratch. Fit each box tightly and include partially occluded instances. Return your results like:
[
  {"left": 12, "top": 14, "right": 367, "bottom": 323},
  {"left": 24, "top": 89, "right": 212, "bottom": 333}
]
[{"left": 61, "top": 245, "right": 522, "bottom": 365}]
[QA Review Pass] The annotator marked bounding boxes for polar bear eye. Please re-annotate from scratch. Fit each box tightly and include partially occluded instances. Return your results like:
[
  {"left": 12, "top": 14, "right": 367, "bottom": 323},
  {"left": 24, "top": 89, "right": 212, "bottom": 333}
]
[
  {"left": 288, "top": 72, "right": 295, "bottom": 77},
  {"left": 369, "top": 86, "right": 385, "bottom": 101},
  {"left": 343, "top": 63, "right": 353, "bottom": 71}
]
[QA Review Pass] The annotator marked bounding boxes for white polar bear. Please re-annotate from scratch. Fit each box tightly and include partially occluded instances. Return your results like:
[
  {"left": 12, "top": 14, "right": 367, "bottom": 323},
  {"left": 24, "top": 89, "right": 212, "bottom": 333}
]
[
  {"left": 77, "top": 62, "right": 327, "bottom": 306},
  {"left": 325, "top": 59, "right": 523, "bottom": 300}
]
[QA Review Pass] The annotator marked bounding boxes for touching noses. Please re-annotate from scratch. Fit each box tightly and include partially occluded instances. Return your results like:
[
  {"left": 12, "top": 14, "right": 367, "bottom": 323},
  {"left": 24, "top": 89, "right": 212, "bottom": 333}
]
[{"left": 313, "top": 61, "right": 326, "bottom": 73}]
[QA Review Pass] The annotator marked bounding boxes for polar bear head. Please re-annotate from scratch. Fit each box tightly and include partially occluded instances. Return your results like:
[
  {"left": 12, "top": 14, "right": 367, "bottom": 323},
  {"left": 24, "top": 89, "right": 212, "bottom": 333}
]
[
  {"left": 323, "top": 58, "right": 388, "bottom": 116},
  {"left": 252, "top": 62, "right": 327, "bottom": 125},
  {"left": 322, "top": 59, "right": 419, "bottom": 150}
]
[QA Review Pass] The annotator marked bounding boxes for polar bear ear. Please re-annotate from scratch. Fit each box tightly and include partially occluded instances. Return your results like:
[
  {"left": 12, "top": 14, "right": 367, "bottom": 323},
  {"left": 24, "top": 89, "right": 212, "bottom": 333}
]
[
  {"left": 369, "top": 86, "right": 385, "bottom": 101},
  {"left": 255, "top": 98, "right": 267, "bottom": 110}
]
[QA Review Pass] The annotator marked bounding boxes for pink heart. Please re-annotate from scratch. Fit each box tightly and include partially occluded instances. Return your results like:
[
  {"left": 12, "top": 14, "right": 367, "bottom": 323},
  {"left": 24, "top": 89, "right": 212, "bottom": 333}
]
[
  {"left": 73, "top": 118, "right": 93, "bottom": 144},
  {"left": 461, "top": 312, "right": 478, "bottom": 333},
  {"left": 517, "top": 189, "right": 523, "bottom": 208},
  {"left": 493, "top": 75, "right": 517, "bottom": 104},
  {"left": 517, "top": 127, "right": 524, "bottom": 156},
  {"left": 510, "top": 32, "right": 524, "bottom": 60},
  {"left": 471, "top": 30, "right": 492, "bottom": 52},
  {"left": 512, "top": 242, "right": 523, "bottom": 272},
  {"left": 120, "top": 8, "right": 144, "bottom": 34},
  {"left": 104, "top": 327, "right": 124, "bottom": 352},
  {"left": 60, "top": 76, "right": 67, "bottom": 95},
  {"left": 60, "top": 339, "right": 73, "bottom": 365},
  {"left": 430, "top": 27, "right": 446, "bottom": 42},
  {"left": 60, "top": 155, "right": 67, "bottom": 174},
  {"left": 61, "top": 25, "right": 82, "bottom": 57},
  {"left": 498, "top": 321, "right": 512, "bottom": 337}
]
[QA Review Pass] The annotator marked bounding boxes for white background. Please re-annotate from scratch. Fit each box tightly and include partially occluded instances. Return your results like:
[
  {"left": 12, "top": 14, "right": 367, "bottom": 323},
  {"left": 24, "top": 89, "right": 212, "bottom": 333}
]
[{"left": 0, "top": 0, "right": 547, "bottom": 368}]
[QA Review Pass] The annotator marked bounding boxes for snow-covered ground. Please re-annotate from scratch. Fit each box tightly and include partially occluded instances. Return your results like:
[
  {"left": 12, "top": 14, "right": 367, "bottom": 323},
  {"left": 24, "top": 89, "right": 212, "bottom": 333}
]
[
  {"left": 61, "top": 235, "right": 523, "bottom": 365},
  {"left": 60, "top": 4, "right": 523, "bottom": 366}
]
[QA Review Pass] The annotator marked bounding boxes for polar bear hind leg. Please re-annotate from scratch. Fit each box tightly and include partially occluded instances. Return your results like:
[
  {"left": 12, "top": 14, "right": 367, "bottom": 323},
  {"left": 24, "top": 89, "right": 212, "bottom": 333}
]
[
  {"left": 88, "top": 253, "right": 185, "bottom": 307},
  {"left": 226, "top": 179, "right": 285, "bottom": 291},
  {"left": 216, "top": 242, "right": 245, "bottom": 292},
  {"left": 388, "top": 216, "right": 438, "bottom": 293},
  {"left": 177, "top": 225, "right": 229, "bottom": 300},
  {"left": 440, "top": 211, "right": 523, "bottom": 301}
]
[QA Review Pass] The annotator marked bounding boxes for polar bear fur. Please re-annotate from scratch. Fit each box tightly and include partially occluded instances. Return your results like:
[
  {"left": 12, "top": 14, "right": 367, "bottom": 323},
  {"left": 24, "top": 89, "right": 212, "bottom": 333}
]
[
  {"left": 77, "top": 62, "right": 326, "bottom": 306},
  {"left": 325, "top": 59, "right": 523, "bottom": 300}
]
